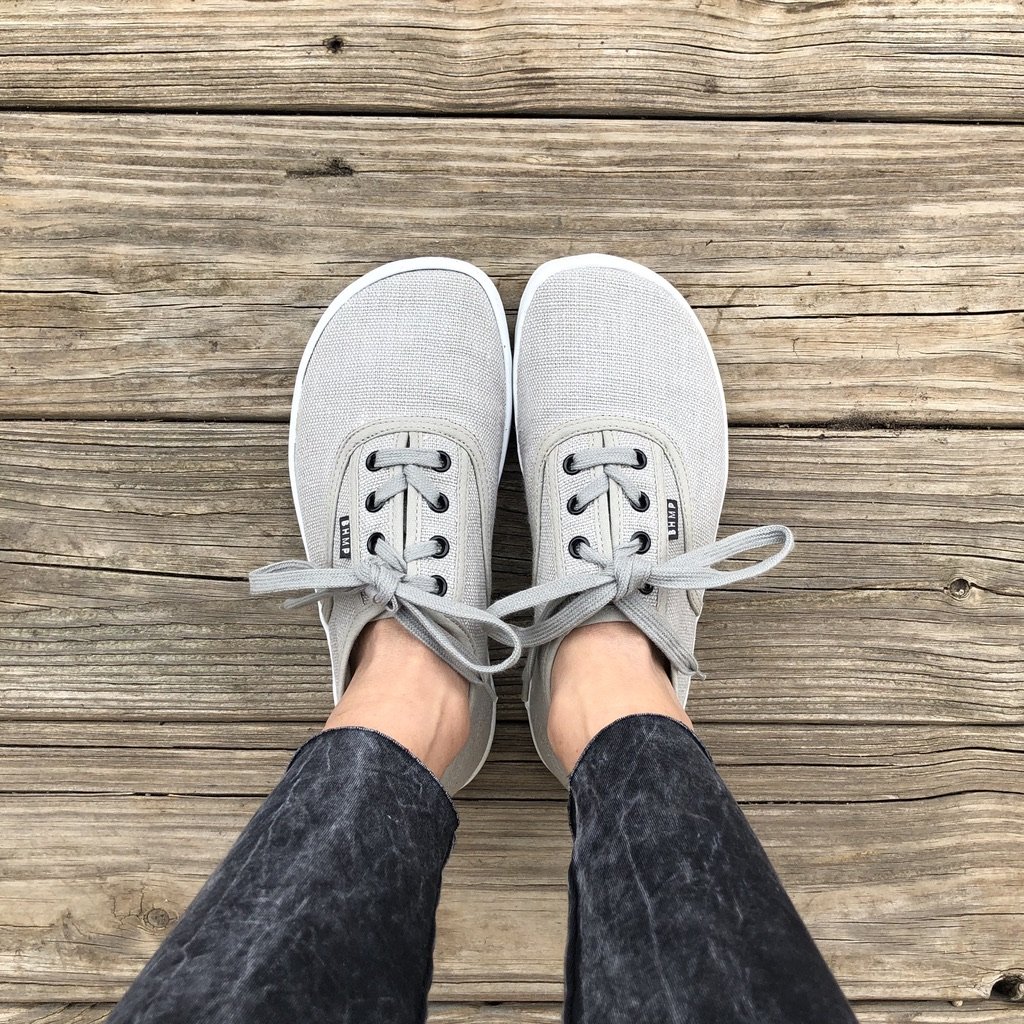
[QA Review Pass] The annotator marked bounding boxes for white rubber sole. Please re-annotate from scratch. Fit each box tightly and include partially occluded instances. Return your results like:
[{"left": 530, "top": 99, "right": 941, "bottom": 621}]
[{"left": 287, "top": 257, "right": 514, "bottom": 702}]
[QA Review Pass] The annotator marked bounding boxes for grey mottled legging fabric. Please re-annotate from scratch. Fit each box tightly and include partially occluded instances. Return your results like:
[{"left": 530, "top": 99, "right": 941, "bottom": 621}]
[{"left": 108, "top": 716, "right": 856, "bottom": 1023}]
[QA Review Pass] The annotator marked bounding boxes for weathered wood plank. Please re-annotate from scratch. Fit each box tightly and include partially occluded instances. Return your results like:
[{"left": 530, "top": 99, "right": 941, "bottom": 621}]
[
  {"left": 3, "top": 115, "right": 1024, "bottom": 424},
  {"left": 2, "top": 720, "right": 1022, "bottom": 804},
  {"left": 3, "top": 1002, "right": 1024, "bottom": 1023},
  {"left": 2, "top": 2, "right": 1024, "bottom": 122},
  {"left": 2, "top": 424, "right": 1021, "bottom": 723},
  {"left": 426, "top": 1004, "right": 1024, "bottom": 1023},
  {"left": 0, "top": 795, "right": 1019, "bottom": 1002}
]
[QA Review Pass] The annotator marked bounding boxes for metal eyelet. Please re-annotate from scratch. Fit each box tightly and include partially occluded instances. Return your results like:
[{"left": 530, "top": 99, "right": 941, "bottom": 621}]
[
  {"left": 365, "top": 451, "right": 381, "bottom": 471},
  {"left": 639, "top": 583, "right": 654, "bottom": 595},
  {"left": 365, "top": 491, "right": 384, "bottom": 513},
  {"left": 567, "top": 495, "right": 585, "bottom": 515},
  {"left": 435, "top": 450, "right": 451, "bottom": 472},
  {"left": 367, "top": 532, "right": 384, "bottom": 554},
  {"left": 632, "top": 448, "right": 648, "bottom": 470},
  {"left": 630, "top": 492, "right": 651, "bottom": 512},
  {"left": 430, "top": 535, "right": 449, "bottom": 558},
  {"left": 562, "top": 453, "right": 580, "bottom": 475},
  {"left": 631, "top": 530, "right": 651, "bottom": 554},
  {"left": 428, "top": 493, "right": 449, "bottom": 513},
  {"left": 568, "top": 536, "right": 588, "bottom": 559},
  {"left": 432, "top": 574, "right": 448, "bottom": 596}
]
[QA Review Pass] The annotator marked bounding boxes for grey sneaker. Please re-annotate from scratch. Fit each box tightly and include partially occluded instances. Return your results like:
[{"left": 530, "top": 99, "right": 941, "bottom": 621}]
[
  {"left": 250, "top": 258, "right": 519, "bottom": 794},
  {"left": 493, "top": 254, "right": 793, "bottom": 786}
]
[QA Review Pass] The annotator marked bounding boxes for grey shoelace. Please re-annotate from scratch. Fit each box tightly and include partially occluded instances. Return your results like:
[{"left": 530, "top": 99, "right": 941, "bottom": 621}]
[
  {"left": 489, "top": 447, "right": 794, "bottom": 678},
  {"left": 250, "top": 447, "right": 521, "bottom": 680}
]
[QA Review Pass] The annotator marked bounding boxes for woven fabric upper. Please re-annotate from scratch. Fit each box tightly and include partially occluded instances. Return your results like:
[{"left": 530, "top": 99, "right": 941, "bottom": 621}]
[
  {"left": 294, "top": 269, "right": 507, "bottom": 572},
  {"left": 516, "top": 264, "right": 727, "bottom": 557}
]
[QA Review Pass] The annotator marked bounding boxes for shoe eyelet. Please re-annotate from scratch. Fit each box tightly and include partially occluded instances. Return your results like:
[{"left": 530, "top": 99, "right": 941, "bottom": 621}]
[
  {"left": 367, "top": 532, "right": 384, "bottom": 554},
  {"left": 365, "top": 451, "right": 381, "bottom": 472},
  {"left": 435, "top": 450, "right": 451, "bottom": 473},
  {"left": 365, "top": 491, "right": 384, "bottom": 513},
  {"left": 430, "top": 535, "right": 449, "bottom": 558},
  {"left": 428, "top": 493, "right": 449, "bottom": 513},
  {"left": 567, "top": 495, "right": 586, "bottom": 515},
  {"left": 631, "top": 530, "right": 651, "bottom": 554},
  {"left": 639, "top": 583, "right": 654, "bottom": 595},
  {"left": 632, "top": 448, "right": 648, "bottom": 470},
  {"left": 630, "top": 492, "right": 650, "bottom": 513},
  {"left": 568, "top": 536, "right": 588, "bottom": 559},
  {"left": 562, "top": 454, "right": 580, "bottom": 475},
  {"left": 432, "top": 574, "right": 448, "bottom": 597}
]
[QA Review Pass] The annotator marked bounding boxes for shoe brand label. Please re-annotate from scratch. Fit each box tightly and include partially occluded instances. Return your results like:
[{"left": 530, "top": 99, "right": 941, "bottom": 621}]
[
  {"left": 338, "top": 516, "right": 352, "bottom": 560},
  {"left": 666, "top": 498, "right": 679, "bottom": 541}
]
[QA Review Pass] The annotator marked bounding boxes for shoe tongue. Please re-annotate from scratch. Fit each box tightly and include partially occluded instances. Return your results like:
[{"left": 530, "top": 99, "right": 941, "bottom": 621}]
[
  {"left": 580, "top": 604, "right": 629, "bottom": 627},
  {"left": 602, "top": 427, "right": 652, "bottom": 551},
  {"left": 404, "top": 429, "right": 448, "bottom": 576},
  {"left": 574, "top": 434, "right": 625, "bottom": 628}
]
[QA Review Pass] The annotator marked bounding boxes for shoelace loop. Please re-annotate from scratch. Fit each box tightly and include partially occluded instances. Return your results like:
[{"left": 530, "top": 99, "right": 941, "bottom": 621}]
[
  {"left": 489, "top": 443, "right": 794, "bottom": 679},
  {"left": 249, "top": 447, "right": 522, "bottom": 681}
]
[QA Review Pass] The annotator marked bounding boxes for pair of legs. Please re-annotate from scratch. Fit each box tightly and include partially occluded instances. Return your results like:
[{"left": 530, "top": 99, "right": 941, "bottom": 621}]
[{"left": 108, "top": 619, "right": 856, "bottom": 1023}]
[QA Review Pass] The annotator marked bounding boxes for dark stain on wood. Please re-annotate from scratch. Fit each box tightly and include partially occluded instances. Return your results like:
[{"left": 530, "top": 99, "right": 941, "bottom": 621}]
[{"left": 286, "top": 157, "right": 355, "bottom": 178}]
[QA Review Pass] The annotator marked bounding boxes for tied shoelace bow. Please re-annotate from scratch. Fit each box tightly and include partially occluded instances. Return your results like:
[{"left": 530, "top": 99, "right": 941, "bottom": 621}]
[
  {"left": 488, "top": 446, "right": 795, "bottom": 679},
  {"left": 249, "top": 446, "right": 521, "bottom": 681}
]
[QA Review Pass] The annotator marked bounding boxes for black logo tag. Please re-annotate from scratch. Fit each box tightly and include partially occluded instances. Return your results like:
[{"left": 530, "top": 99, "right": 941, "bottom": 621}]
[
  {"left": 338, "top": 516, "right": 352, "bottom": 560},
  {"left": 666, "top": 499, "right": 679, "bottom": 541}
]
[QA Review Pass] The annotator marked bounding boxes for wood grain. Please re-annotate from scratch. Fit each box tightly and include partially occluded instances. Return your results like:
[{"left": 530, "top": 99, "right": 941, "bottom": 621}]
[
  {"left": 3, "top": 422, "right": 1021, "bottom": 724},
  {"left": 0, "top": 794, "right": 1019, "bottom": 1002},
  {"left": 2, "top": 1002, "right": 1023, "bottom": 1023},
  {"left": 3, "top": 115, "right": 1024, "bottom": 424},
  {"left": 2, "top": 1, "right": 1024, "bottom": 121}
]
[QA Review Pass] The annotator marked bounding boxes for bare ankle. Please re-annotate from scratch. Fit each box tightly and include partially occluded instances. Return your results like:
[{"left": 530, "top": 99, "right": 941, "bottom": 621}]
[
  {"left": 324, "top": 618, "right": 471, "bottom": 778},
  {"left": 547, "top": 621, "right": 692, "bottom": 774}
]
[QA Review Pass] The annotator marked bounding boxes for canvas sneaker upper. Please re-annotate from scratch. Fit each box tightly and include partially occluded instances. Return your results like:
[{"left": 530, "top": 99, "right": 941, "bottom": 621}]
[
  {"left": 494, "top": 255, "right": 793, "bottom": 786},
  {"left": 249, "top": 259, "right": 518, "bottom": 794}
]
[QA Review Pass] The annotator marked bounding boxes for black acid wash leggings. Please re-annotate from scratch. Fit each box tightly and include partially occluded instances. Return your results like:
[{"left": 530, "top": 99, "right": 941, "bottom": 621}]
[{"left": 108, "top": 714, "right": 857, "bottom": 1024}]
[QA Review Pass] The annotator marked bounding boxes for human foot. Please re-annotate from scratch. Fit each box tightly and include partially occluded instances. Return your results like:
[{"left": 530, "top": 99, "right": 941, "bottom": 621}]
[
  {"left": 494, "top": 254, "right": 793, "bottom": 786},
  {"left": 250, "top": 259, "right": 519, "bottom": 793},
  {"left": 323, "top": 618, "right": 471, "bottom": 777},
  {"left": 547, "top": 620, "right": 693, "bottom": 774}
]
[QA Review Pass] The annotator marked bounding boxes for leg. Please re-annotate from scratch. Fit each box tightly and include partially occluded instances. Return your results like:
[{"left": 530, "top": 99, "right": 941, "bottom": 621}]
[
  {"left": 551, "top": 623, "right": 858, "bottom": 1024},
  {"left": 108, "top": 620, "right": 466, "bottom": 1024}
]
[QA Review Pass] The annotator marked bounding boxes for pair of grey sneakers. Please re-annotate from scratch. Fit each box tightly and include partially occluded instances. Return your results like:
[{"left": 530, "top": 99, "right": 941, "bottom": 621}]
[{"left": 250, "top": 256, "right": 793, "bottom": 793}]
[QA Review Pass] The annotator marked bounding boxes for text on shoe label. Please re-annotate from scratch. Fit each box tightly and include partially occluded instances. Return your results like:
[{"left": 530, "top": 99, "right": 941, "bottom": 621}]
[{"left": 666, "top": 499, "right": 679, "bottom": 541}]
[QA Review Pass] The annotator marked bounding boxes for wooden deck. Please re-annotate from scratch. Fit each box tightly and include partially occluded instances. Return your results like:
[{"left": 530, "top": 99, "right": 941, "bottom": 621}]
[{"left": 2, "top": 3, "right": 1023, "bottom": 1021}]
